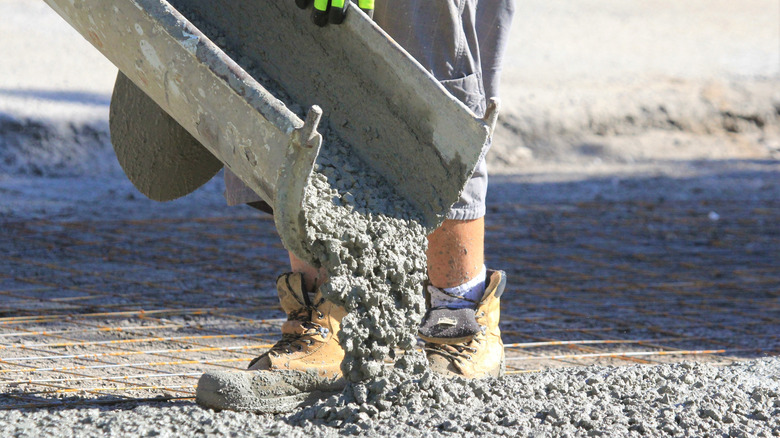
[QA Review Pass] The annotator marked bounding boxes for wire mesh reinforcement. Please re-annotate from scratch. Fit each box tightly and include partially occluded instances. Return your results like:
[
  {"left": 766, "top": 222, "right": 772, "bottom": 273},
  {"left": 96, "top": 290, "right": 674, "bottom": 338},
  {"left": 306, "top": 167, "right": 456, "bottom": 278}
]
[{"left": 1, "top": 195, "right": 777, "bottom": 409}]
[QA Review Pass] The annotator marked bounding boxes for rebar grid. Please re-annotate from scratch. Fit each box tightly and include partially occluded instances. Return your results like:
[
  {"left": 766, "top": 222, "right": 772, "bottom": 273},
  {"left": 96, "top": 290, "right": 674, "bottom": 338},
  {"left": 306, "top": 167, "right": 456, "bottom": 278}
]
[{"left": 1, "top": 196, "right": 777, "bottom": 409}]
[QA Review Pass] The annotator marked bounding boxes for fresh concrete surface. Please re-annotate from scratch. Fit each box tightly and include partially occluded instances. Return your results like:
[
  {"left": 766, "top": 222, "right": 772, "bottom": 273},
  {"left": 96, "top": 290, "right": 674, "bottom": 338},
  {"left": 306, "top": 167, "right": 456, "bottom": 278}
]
[{"left": 3, "top": 360, "right": 779, "bottom": 437}]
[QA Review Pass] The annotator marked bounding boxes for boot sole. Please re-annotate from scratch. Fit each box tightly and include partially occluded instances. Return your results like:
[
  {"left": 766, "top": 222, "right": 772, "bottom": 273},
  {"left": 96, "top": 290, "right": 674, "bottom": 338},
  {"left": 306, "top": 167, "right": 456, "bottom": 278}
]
[
  {"left": 197, "top": 388, "right": 341, "bottom": 413},
  {"left": 196, "top": 370, "right": 345, "bottom": 414}
]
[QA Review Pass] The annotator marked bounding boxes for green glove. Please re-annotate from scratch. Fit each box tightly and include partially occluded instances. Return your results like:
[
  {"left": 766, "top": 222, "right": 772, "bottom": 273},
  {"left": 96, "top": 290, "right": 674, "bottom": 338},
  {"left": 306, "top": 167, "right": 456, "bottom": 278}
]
[{"left": 295, "top": 0, "right": 374, "bottom": 27}]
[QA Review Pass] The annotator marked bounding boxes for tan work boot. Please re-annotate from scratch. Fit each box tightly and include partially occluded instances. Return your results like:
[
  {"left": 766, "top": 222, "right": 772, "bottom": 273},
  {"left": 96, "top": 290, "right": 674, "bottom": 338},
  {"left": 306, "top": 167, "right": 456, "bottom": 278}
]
[
  {"left": 421, "top": 270, "right": 506, "bottom": 379},
  {"left": 196, "top": 272, "right": 347, "bottom": 413}
]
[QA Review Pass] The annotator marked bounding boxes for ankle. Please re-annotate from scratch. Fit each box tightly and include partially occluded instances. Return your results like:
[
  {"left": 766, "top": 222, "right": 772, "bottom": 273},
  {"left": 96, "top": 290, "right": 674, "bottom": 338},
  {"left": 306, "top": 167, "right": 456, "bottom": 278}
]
[{"left": 429, "top": 265, "right": 487, "bottom": 309}]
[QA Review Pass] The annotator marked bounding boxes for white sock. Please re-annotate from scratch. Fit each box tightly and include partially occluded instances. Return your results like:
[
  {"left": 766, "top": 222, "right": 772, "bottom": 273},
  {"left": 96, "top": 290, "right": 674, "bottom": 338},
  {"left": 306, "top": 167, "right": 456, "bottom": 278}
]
[{"left": 428, "top": 265, "right": 487, "bottom": 309}]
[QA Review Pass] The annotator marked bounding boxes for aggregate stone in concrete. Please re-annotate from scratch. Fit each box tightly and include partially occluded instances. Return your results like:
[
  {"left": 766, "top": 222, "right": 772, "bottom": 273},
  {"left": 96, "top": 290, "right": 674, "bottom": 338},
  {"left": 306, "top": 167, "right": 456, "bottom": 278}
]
[{"left": 2, "top": 359, "right": 778, "bottom": 437}]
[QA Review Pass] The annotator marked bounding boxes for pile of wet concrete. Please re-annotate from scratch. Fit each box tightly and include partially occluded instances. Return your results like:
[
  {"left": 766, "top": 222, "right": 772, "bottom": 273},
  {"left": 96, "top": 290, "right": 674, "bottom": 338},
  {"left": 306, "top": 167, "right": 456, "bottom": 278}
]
[{"left": 3, "top": 359, "right": 777, "bottom": 437}]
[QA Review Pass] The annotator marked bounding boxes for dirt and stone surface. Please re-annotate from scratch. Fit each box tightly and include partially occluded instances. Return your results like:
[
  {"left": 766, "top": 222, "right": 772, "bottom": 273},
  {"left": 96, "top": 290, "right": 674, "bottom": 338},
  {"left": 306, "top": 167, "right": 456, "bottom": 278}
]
[
  {"left": 3, "top": 359, "right": 778, "bottom": 437},
  {"left": 1, "top": 0, "right": 779, "bottom": 436}
]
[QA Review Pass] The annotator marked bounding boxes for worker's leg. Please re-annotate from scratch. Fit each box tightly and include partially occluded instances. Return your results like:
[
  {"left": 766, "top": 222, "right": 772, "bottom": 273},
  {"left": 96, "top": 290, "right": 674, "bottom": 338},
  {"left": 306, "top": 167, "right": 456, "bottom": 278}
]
[
  {"left": 419, "top": 140, "right": 506, "bottom": 380},
  {"left": 426, "top": 218, "right": 484, "bottom": 289},
  {"left": 420, "top": 158, "right": 507, "bottom": 382},
  {"left": 375, "top": 0, "right": 513, "bottom": 379},
  {"left": 375, "top": 0, "right": 490, "bottom": 297},
  {"left": 423, "top": 198, "right": 509, "bottom": 382},
  {"left": 196, "top": 202, "right": 346, "bottom": 413},
  {"left": 426, "top": 152, "right": 490, "bottom": 306},
  {"left": 288, "top": 251, "right": 327, "bottom": 292}
]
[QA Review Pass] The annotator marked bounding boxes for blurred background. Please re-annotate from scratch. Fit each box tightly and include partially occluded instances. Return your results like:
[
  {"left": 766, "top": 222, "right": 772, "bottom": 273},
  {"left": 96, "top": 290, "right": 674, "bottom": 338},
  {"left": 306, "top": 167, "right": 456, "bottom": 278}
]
[{"left": 0, "top": 0, "right": 777, "bottom": 179}]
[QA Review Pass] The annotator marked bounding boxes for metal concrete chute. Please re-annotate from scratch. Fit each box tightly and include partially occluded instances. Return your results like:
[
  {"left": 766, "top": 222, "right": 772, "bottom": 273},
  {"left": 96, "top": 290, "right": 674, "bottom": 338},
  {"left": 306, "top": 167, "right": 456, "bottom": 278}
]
[{"left": 41, "top": 0, "right": 494, "bottom": 263}]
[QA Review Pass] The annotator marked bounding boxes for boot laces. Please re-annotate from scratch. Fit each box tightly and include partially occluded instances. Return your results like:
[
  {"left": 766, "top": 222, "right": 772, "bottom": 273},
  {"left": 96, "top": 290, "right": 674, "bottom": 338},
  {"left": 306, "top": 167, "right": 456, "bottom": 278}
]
[
  {"left": 424, "top": 287, "right": 485, "bottom": 365},
  {"left": 268, "top": 293, "right": 329, "bottom": 356},
  {"left": 425, "top": 337, "right": 481, "bottom": 363}
]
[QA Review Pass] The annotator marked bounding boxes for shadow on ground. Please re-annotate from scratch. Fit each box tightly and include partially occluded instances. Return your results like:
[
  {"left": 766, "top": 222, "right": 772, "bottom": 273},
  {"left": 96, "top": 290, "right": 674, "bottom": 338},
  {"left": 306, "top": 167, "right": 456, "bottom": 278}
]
[
  {"left": 0, "top": 392, "right": 189, "bottom": 411},
  {"left": 0, "top": 88, "right": 111, "bottom": 107}
]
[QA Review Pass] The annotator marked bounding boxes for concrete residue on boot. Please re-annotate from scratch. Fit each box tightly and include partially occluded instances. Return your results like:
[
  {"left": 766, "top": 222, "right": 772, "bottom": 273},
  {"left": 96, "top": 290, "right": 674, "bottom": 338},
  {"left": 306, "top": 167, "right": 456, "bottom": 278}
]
[{"left": 196, "top": 369, "right": 345, "bottom": 414}]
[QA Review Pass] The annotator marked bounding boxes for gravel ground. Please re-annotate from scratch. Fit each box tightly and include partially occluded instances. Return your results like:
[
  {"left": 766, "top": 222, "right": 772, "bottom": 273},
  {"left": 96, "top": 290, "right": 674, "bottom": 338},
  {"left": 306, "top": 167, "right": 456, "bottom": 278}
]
[{"left": 3, "top": 359, "right": 778, "bottom": 437}]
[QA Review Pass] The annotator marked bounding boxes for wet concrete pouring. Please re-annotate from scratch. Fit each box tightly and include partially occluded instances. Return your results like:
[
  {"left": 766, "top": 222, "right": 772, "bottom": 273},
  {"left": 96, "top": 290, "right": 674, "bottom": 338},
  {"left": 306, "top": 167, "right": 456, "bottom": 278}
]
[{"left": 1, "top": 156, "right": 779, "bottom": 436}]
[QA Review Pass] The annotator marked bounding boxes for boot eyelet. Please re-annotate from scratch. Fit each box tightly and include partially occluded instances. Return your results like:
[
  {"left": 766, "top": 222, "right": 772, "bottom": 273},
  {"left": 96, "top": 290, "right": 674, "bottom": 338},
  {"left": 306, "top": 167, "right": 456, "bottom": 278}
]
[
  {"left": 296, "top": 345, "right": 303, "bottom": 351},
  {"left": 284, "top": 349, "right": 291, "bottom": 354},
  {"left": 317, "top": 311, "right": 324, "bottom": 319}
]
